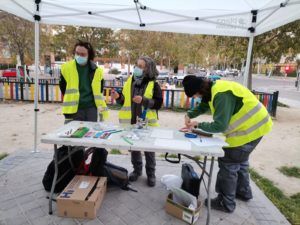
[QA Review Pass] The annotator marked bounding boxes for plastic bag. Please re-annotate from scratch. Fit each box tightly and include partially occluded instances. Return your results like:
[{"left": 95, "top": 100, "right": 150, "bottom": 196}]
[
  {"left": 170, "top": 187, "right": 197, "bottom": 210},
  {"left": 161, "top": 174, "right": 183, "bottom": 190}
]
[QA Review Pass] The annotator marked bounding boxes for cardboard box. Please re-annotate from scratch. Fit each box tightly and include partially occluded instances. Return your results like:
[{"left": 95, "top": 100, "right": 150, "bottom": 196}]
[
  {"left": 57, "top": 175, "right": 107, "bottom": 219},
  {"left": 165, "top": 193, "right": 202, "bottom": 224}
]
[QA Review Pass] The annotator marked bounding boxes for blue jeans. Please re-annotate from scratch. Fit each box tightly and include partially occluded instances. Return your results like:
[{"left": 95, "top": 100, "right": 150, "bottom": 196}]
[{"left": 215, "top": 137, "right": 262, "bottom": 212}]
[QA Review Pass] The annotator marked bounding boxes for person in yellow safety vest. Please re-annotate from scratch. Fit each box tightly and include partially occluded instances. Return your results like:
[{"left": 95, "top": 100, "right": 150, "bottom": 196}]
[
  {"left": 59, "top": 40, "right": 109, "bottom": 123},
  {"left": 182, "top": 75, "right": 272, "bottom": 213},
  {"left": 111, "top": 56, "right": 163, "bottom": 187}
]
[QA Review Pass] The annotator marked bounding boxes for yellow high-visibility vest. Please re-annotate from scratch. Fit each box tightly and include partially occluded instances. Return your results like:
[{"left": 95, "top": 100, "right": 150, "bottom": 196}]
[
  {"left": 60, "top": 60, "right": 109, "bottom": 120},
  {"left": 118, "top": 76, "right": 159, "bottom": 127},
  {"left": 208, "top": 80, "right": 273, "bottom": 147}
]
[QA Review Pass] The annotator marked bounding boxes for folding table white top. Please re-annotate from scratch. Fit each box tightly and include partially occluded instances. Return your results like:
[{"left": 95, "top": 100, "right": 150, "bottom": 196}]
[{"left": 41, "top": 121, "right": 225, "bottom": 157}]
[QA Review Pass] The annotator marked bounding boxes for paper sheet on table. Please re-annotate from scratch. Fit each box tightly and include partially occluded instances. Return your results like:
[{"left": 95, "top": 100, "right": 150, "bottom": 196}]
[
  {"left": 154, "top": 139, "right": 191, "bottom": 150},
  {"left": 151, "top": 130, "right": 174, "bottom": 139},
  {"left": 190, "top": 137, "right": 226, "bottom": 147}
]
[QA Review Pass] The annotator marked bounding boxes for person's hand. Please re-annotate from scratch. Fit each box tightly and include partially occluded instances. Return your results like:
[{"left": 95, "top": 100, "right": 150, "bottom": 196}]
[
  {"left": 111, "top": 91, "right": 120, "bottom": 100},
  {"left": 186, "top": 121, "right": 198, "bottom": 129},
  {"left": 132, "top": 95, "right": 143, "bottom": 104},
  {"left": 184, "top": 115, "right": 191, "bottom": 127}
]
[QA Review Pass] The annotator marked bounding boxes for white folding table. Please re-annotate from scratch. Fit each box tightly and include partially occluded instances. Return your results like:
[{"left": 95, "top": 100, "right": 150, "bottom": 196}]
[{"left": 41, "top": 121, "right": 225, "bottom": 225}]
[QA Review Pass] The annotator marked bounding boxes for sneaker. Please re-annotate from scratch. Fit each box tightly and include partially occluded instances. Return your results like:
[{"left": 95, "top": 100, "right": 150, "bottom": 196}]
[
  {"left": 147, "top": 174, "right": 156, "bottom": 187},
  {"left": 129, "top": 170, "right": 142, "bottom": 182},
  {"left": 205, "top": 197, "right": 232, "bottom": 213}
]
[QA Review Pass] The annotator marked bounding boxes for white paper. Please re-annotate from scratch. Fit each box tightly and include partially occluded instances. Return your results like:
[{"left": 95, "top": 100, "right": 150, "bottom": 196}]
[
  {"left": 79, "top": 181, "right": 90, "bottom": 189},
  {"left": 154, "top": 139, "right": 191, "bottom": 150},
  {"left": 190, "top": 137, "right": 226, "bottom": 147},
  {"left": 151, "top": 130, "right": 174, "bottom": 139}
]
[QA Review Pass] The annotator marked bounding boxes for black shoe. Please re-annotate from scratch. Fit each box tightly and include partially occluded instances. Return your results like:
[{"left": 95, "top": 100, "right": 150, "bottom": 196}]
[
  {"left": 205, "top": 197, "right": 232, "bottom": 213},
  {"left": 236, "top": 193, "right": 252, "bottom": 202},
  {"left": 147, "top": 174, "right": 156, "bottom": 187},
  {"left": 129, "top": 170, "right": 142, "bottom": 182}
]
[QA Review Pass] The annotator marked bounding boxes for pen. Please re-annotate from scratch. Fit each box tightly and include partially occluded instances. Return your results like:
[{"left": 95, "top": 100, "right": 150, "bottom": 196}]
[
  {"left": 122, "top": 137, "right": 133, "bottom": 145},
  {"left": 109, "top": 130, "right": 123, "bottom": 134}
]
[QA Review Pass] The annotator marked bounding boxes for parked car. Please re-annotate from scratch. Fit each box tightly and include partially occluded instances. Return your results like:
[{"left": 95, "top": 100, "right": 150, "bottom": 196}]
[
  {"left": 196, "top": 69, "right": 207, "bottom": 77},
  {"left": 208, "top": 74, "right": 221, "bottom": 81},
  {"left": 115, "top": 71, "right": 131, "bottom": 80},
  {"left": 229, "top": 69, "right": 239, "bottom": 76},
  {"left": 157, "top": 72, "right": 170, "bottom": 81},
  {"left": 172, "top": 73, "right": 189, "bottom": 81},
  {"left": 1, "top": 68, "right": 25, "bottom": 78}
]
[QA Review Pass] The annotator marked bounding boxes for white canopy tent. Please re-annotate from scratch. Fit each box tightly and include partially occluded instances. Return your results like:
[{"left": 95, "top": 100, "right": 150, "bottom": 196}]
[{"left": 0, "top": 0, "right": 299, "bottom": 152}]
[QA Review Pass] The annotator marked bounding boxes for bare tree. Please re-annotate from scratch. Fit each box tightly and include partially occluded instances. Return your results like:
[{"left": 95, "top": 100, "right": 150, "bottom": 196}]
[{"left": 0, "top": 11, "right": 34, "bottom": 65}]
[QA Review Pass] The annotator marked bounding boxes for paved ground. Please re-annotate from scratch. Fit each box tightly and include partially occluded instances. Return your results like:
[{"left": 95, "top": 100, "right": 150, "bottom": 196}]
[{"left": 0, "top": 151, "right": 290, "bottom": 225}]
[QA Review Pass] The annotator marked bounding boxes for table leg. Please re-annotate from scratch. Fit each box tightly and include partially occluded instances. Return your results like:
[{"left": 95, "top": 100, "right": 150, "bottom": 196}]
[
  {"left": 206, "top": 157, "right": 215, "bottom": 225},
  {"left": 49, "top": 144, "right": 58, "bottom": 215},
  {"left": 67, "top": 146, "right": 75, "bottom": 172},
  {"left": 199, "top": 156, "right": 207, "bottom": 193}
]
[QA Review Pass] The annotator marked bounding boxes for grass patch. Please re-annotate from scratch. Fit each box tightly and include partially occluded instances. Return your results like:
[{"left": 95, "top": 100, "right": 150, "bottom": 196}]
[
  {"left": 278, "top": 166, "right": 300, "bottom": 179},
  {"left": 110, "top": 149, "right": 122, "bottom": 155},
  {"left": 277, "top": 101, "right": 290, "bottom": 108},
  {"left": 0, "top": 152, "right": 8, "bottom": 160},
  {"left": 250, "top": 168, "right": 300, "bottom": 224}
]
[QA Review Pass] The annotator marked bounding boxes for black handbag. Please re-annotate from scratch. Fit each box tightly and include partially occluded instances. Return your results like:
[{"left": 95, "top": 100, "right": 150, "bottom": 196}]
[{"left": 181, "top": 163, "right": 201, "bottom": 198}]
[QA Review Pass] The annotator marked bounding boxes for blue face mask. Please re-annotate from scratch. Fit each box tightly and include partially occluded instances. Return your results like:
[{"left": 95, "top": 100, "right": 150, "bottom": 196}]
[
  {"left": 133, "top": 67, "right": 143, "bottom": 78},
  {"left": 194, "top": 97, "right": 202, "bottom": 104},
  {"left": 75, "top": 55, "right": 88, "bottom": 65}
]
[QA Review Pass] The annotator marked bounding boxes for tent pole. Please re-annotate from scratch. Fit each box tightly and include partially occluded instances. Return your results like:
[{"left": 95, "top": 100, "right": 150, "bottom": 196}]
[
  {"left": 32, "top": 1, "right": 41, "bottom": 153},
  {"left": 243, "top": 10, "right": 257, "bottom": 89},
  {"left": 243, "top": 34, "right": 254, "bottom": 88}
]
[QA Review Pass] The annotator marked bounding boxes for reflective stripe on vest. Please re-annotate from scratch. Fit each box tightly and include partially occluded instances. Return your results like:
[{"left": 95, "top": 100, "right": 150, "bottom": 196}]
[
  {"left": 225, "top": 102, "right": 262, "bottom": 134},
  {"left": 209, "top": 80, "right": 272, "bottom": 147},
  {"left": 63, "top": 101, "right": 78, "bottom": 106},
  {"left": 65, "top": 89, "right": 79, "bottom": 94},
  {"left": 120, "top": 106, "right": 131, "bottom": 111},
  {"left": 226, "top": 114, "right": 270, "bottom": 138}
]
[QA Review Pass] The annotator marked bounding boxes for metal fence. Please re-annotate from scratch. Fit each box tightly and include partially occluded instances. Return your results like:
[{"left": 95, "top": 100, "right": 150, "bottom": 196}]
[{"left": 0, "top": 79, "right": 279, "bottom": 117}]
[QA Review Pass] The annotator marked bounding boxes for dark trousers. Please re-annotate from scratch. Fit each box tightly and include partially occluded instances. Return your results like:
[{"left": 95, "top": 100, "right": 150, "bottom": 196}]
[
  {"left": 131, "top": 151, "right": 156, "bottom": 176},
  {"left": 215, "top": 137, "right": 262, "bottom": 212},
  {"left": 64, "top": 107, "right": 97, "bottom": 124}
]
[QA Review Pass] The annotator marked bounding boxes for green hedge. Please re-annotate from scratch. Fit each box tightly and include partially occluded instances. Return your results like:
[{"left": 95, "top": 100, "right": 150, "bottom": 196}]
[{"left": 0, "top": 64, "right": 16, "bottom": 70}]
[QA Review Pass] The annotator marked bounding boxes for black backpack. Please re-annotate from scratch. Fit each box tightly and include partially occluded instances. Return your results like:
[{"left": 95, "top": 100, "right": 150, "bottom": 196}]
[
  {"left": 42, "top": 145, "right": 85, "bottom": 193},
  {"left": 181, "top": 163, "right": 201, "bottom": 198},
  {"left": 90, "top": 149, "right": 136, "bottom": 192}
]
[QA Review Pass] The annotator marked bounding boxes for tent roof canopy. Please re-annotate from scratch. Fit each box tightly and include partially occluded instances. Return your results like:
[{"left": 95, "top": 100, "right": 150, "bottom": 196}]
[{"left": 1, "top": 0, "right": 300, "bottom": 37}]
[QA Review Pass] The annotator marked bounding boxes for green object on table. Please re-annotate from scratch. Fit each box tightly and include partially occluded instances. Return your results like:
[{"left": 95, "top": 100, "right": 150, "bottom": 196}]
[
  {"left": 122, "top": 137, "right": 133, "bottom": 145},
  {"left": 110, "top": 130, "right": 123, "bottom": 134},
  {"left": 71, "top": 127, "right": 90, "bottom": 138}
]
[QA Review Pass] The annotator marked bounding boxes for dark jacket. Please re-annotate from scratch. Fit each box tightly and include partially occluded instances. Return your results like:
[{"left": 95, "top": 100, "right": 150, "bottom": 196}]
[{"left": 116, "top": 76, "right": 163, "bottom": 124}]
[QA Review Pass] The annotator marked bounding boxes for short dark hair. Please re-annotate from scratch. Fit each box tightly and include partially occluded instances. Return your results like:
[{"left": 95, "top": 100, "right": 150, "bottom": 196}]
[
  {"left": 182, "top": 75, "right": 213, "bottom": 102},
  {"left": 73, "top": 40, "right": 95, "bottom": 61}
]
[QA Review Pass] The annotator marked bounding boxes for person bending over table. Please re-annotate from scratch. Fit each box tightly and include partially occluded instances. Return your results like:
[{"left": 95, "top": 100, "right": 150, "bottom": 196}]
[
  {"left": 111, "top": 56, "right": 163, "bottom": 187},
  {"left": 182, "top": 75, "right": 273, "bottom": 213}
]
